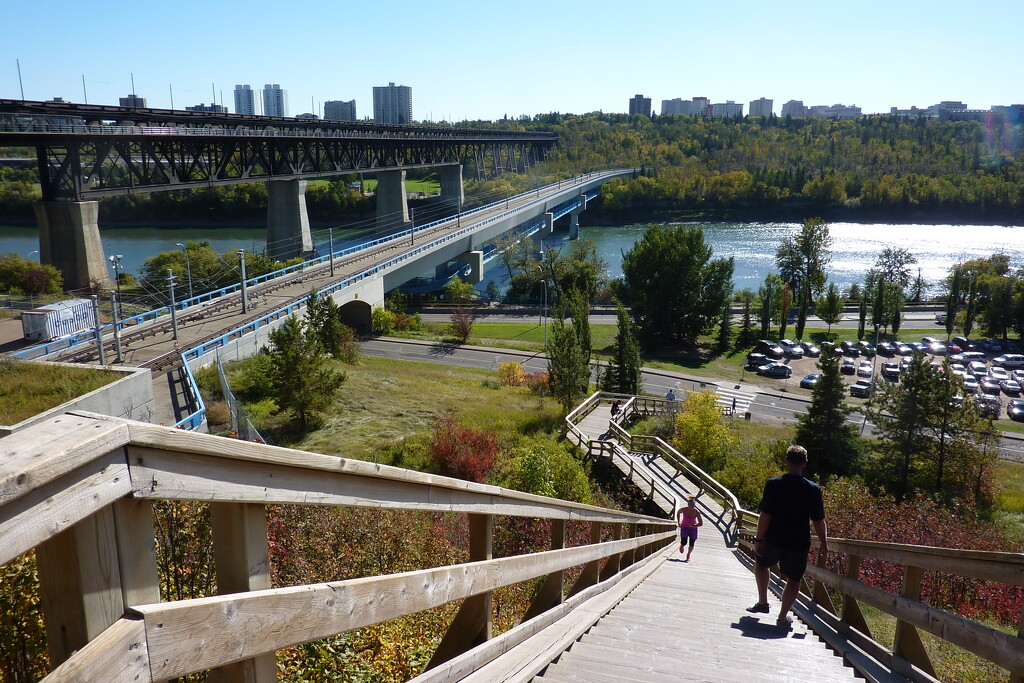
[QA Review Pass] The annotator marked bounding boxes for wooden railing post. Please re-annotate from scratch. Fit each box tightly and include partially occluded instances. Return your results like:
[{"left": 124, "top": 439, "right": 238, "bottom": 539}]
[
  {"left": 567, "top": 522, "right": 602, "bottom": 597},
  {"left": 35, "top": 506, "right": 126, "bottom": 666},
  {"left": 208, "top": 502, "right": 275, "bottom": 683},
  {"left": 811, "top": 546, "right": 836, "bottom": 615},
  {"left": 893, "top": 565, "right": 938, "bottom": 678},
  {"left": 426, "top": 513, "right": 493, "bottom": 669},
  {"left": 620, "top": 523, "right": 638, "bottom": 569},
  {"left": 598, "top": 523, "right": 623, "bottom": 581},
  {"left": 1012, "top": 602, "right": 1024, "bottom": 683},
  {"left": 522, "top": 519, "right": 566, "bottom": 622},
  {"left": 840, "top": 554, "right": 872, "bottom": 638}
]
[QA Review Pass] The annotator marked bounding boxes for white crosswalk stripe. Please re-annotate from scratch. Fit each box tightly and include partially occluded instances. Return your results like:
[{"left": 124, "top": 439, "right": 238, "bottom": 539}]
[{"left": 713, "top": 387, "right": 756, "bottom": 414}]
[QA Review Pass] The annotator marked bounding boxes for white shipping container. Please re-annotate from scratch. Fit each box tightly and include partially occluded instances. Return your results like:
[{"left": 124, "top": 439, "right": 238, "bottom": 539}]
[{"left": 21, "top": 299, "right": 97, "bottom": 342}]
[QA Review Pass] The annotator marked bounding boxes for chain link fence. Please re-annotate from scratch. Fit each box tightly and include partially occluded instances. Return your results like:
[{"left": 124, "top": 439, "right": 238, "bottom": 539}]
[{"left": 215, "top": 354, "right": 270, "bottom": 445}]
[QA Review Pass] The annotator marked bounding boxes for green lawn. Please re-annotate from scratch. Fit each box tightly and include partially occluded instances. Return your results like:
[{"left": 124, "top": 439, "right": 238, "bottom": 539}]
[{"left": 361, "top": 177, "right": 440, "bottom": 194}]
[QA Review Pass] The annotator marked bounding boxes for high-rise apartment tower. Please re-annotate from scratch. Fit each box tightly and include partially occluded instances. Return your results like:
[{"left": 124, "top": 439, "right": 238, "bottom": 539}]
[
  {"left": 324, "top": 99, "right": 357, "bottom": 122},
  {"left": 234, "top": 85, "right": 256, "bottom": 115},
  {"left": 263, "top": 84, "right": 288, "bottom": 117},
  {"left": 629, "top": 94, "right": 652, "bottom": 117},
  {"left": 372, "top": 83, "right": 412, "bottom": 124}
]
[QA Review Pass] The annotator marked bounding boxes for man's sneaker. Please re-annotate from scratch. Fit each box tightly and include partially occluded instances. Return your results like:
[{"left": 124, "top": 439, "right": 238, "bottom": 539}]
[
  {"left": 776, "top": 614, "right": 793, "bottom": 628},
  {"left": 746, "top": 602, "right": 770, "bottom": 613}
]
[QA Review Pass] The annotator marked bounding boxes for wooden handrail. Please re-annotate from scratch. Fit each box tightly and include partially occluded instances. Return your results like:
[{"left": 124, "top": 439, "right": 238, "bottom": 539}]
[{"left": 0, "top": 411, "right": 675, "bottom": 682}]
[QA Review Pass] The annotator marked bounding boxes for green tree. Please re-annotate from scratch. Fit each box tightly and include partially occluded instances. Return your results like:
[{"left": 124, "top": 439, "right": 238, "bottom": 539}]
[
  {"left": 794, "top": 349, "right": 861, "bottom": 477},
  {"left": 945, "top": 265, "right": 961, "bottom": 339},
  {"left": 546, "top": 290, "right": 592, "bottom": 413},
  {"left": 717, "top": 299, "right": 733, "bottom": 352},
  {"left": 673, "top": 390, "right": 735, "bottom": 472},
  {"left": 267, "top": 315, "right": 346, "bottom": 432},
  {"left": 445, "top": 275, "right": 475, "bottom": 304},
  {"left": 775, "top": 217, "right": 831, "bottom": 341},
  {"left": 620, "top": 225, "right": 734, "bottom": 344},
  {"left": 758, "top": 273, "right": 783, "bottom": 338},
  {"left": 815, "top": 282, "right": 843, "bottom": 335},
  {"left": 857, "top": 292, "right": 868, "bottom": 340},
  {"left": 736, "top": 289, "right": 758, "bottom": 347},
  {"left": 602, "top": 301, "right": 643, "bottom": 395}
]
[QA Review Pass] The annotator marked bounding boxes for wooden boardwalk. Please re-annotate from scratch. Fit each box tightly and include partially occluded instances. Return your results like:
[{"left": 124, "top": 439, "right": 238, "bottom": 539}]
[{"left": 535, "top": 405, "right": 858, "bottom": 682}]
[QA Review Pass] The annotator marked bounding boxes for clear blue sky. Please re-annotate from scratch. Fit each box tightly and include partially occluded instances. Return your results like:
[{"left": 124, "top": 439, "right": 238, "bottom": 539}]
[{"left": 3, "top": 0, "right": 1021, "bottom": 121}]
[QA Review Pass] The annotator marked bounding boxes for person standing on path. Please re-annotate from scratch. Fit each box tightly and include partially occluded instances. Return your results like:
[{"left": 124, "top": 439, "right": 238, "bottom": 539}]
[
  {"left": 747, "top": 445, "right": 828, "bottom": 627},
  {"left": 677, "top": 495, "right": 703, "bottom": 561}
]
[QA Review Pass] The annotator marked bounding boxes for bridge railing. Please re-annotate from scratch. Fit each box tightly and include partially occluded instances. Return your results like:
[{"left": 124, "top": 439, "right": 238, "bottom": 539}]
[{"left": 0, "top": 412, "right": 675, "bottom": 682}]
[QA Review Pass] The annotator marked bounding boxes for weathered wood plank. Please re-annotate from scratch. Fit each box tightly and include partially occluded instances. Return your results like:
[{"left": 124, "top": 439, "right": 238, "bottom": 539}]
[
  {"left": 133, "top": 532, "right": 675, "bottom": 679},
  {"left": 112, "top": 498, "right": 161, "bottom": 609},
  {"left": 0, "top": 415, "right": 129, "bottom": 507},
  {"left": 127, "top": 446, "right": 674, "bottom": 526},
  {"left": 0, "top": 451, "right": 131, "bottom": 566},
  {"left": 828, "top": 538, "right": 1024, "bottom": 585},
  {"left": 39, "top": 618, "right": 151, "bottom": 683}
]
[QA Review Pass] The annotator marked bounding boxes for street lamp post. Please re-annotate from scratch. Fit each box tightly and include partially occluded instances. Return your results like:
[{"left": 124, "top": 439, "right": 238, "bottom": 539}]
[
  {"left": 108, "top": 254, "right": 123, "bottom": 319},
  {"left": 176, "top": 243, "right": 193, "bottom": 300}
]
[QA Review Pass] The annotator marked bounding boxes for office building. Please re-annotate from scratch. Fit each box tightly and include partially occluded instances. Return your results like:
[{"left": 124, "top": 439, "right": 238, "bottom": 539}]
[
  {"left": 234, "top": 85, "right": 256, "bottom": 115},
  {"left": 263, "top": 84, "right": 288, "bottom": 117},
  {"left": 749, "top": 98, "right": 773, "bottom": 117},
  {"left": 119, "top": 94, "right": 147, "bottom": 108},
  {"left": 628, "top": 94, "right": 652, "bottom": 117},
  {"left": 781, "top": 100, "right": 806, "bottom": 118},
  {"left": 186, "top": 103, "right": 228, "bottom": 113},
  {"left": 373, "top": 83, "right": 413, "bottom": 124},
  {"left": 324, "top": 99, "right": 357, "bottom": 122}
]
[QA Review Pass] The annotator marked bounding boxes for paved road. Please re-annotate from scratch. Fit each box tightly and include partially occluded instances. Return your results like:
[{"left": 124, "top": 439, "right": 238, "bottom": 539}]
[{"left": 360, "top": 337, "right": 1024, "bottom": 462}]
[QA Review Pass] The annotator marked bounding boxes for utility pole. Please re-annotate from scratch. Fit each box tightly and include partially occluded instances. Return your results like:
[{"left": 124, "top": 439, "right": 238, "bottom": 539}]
[
  {"left": 328, "top": 228, "right": 335, "bottom": 276},
  {"left": 410, "top": 208, "right": 415, "bottom": 246},
  {"left": 110, "top": 290, "right": 123, "bottom": 363},
  {"left": 238, "top": 250, "right": 249, "bottom": 313},
  {"left": 91, "top": 295, "right": 105, "bottom": 366},
  {"left": 167, "top": 269, "right": 179, "bottom": 341}
]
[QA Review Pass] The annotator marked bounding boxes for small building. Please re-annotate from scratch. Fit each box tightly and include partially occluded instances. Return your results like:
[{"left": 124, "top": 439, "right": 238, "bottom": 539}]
[{"left": 629, "top": 94, "right": 652, "bottom": 117}]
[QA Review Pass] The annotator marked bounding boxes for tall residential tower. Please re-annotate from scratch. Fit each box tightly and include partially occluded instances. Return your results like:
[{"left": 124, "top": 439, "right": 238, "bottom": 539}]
[
  {"left": 372, "top": 83, "right": 412, "bottom": 124},
  {"left": 233, "top": 85, "right": 256, "bottom": 115},
  {"left": 263, "top": 84, "right": 288, "bottom": 117}
]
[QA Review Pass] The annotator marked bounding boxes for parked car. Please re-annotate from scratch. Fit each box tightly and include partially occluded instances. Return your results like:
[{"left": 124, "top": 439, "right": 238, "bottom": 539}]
[
  {"left": 799, "top": 341, "right": 821, "bottom": 357},
  {"left": 779, "top": 339, "right": 804, "bottom": 358},
  {"left": 876, "top": 342, "right": 897, "bottom": 356},
  {"left": 921, "top": 336, "right": 941, "bottom": 346},
  {"left": 963, "top": 376, "right": 980, "bottom": 393},
  {"left": 857, "top": 361, "right": 873, "bottom": 377},
  {"left": 952, "top": 336, "right": 975, "bottom": 351},
  {"left": 757, "top": 362, "right": 792, "bottom": 378},
  {"left": 755, "top": 340, "right": 785, "bottom": 359},
  {"left": 900, "top": 357, "right": 913, "bottom": 372},
  {"left": 849, "top": 380, "right": 874, "bottom": 398},
  {"left": 1012, "top": 369, "right": 1024, "bottom": 382},
  {"left": 988, "top": 367, "right": 1010, "bottom": 382},
  {"left": 1008, "top": 399, "right": 1024, "bottom": 421},
  {"left": 745, "top": 352, "right": 769, "bottom": 369},
  {"left": 960, "top": 351, "right": 987, "bottom": 364},
  {"left": 984, "top": 339, "right": 1004, "bottom": 353},
  {"left": 840, "top": 341, "right": 861, "bottom": 357},
  {"left": 945, "top": 343, "right": 962, "bottom": 355},
  {"left": 968, "top": 361, "right": 988, "bottom": 377},
  {"left": 857, "top": 341, "right": 876, "bottom": 356},
  {"left": 896, "top": 343, "right": 915, "bottom": 356},
  {"left": 992, "top": 354, "right": 1024, "bottom": 369},
  {"left": 880, "top": 361, "right": 900, "bottom": 381},
  {"left": 841, "top": 358, "right": 856, "bottom": 375},
  {"left": 800, "top": 373, "right": 821, "bottom": 389},
  {"left": 975, "top": 394, "right": 1001, "bottom": 418},
  {"left": 908, "top": 342, "right": 928, "bottom": 354},
  {"left": 981, "top": 377, "right": 1003, "bottom": 395},
  {"left": 928, "top": 342, "right": 946, "bottom": 356},
  {"left": 1000, "top": 379, "right": 1022, "bottom": 396}
]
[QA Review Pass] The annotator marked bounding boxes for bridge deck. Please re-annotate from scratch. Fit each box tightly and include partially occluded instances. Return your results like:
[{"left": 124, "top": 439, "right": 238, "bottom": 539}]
[{"left": 530, "top": 406, "right": 856, "bottom": 682}]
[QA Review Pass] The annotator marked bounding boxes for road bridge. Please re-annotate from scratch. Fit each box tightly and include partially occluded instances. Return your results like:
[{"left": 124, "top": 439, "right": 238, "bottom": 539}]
[
  {"left": 2, "top": 394, "right": 1020, "bottom": 682},
  {"left": 0, "top": 98, "right": 557, "bottom": 286}
]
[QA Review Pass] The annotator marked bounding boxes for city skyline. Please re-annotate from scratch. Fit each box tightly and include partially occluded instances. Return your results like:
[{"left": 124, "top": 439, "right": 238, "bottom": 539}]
[{"left": 3, "top": 0, "right": 1021, "bottom": 122}]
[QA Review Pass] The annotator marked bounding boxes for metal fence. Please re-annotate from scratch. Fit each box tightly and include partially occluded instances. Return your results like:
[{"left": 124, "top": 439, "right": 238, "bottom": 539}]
[{"left": 215, "top": 353, "right": 269, "bottom": 444}]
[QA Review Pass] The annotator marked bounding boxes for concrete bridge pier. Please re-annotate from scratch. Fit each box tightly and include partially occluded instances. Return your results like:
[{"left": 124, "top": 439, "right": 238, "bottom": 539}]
[
  {"left": 569, "top": 194, "right": 587, "bottom": 240},
  {"left": 376, "top": 170, "right": 411, "bottom": 234},
  {"left": 544, "top": 212, "right": 554, "bottom": 236},
  {"left": 34, "top": 200, "right": 110, "bottom": 290},
  {"left": 440, "top": 164, "right": 464, "bottom": 212},
  {"left": 457, "top": 250, "right": 484, "bottom": 284},
  {"left": 266, "top": 180, "right": 312, "bottom": 262}
]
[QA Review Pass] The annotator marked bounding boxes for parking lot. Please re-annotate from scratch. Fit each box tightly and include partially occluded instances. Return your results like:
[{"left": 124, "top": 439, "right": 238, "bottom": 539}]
[{"left": 745, "top": 337, "right": 1024, "bottom": 422}]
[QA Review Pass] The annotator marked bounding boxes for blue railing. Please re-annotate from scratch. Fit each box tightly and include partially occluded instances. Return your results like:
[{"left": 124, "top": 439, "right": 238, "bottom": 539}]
[
  {"left": 15, "top": 169, "right": 634, "bottom": 429},
  {"left": 172, "top": 359, "right": 206, "bottom": 430}
]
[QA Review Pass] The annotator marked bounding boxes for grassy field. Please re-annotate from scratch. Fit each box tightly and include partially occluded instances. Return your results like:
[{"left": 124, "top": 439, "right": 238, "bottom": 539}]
[{"left": 0, "top": 359, "right": 123, "bottom": 425}]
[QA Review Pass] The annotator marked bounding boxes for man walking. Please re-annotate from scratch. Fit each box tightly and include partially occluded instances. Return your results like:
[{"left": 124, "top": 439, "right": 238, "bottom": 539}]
[{"left": 747, "top": 445, "right": 828, "bottom": 628}]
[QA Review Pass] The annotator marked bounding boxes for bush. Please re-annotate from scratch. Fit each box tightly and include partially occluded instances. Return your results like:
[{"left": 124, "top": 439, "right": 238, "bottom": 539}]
[
  {"left": 232, "top": 352, "right": 275, "bottom": 401},
  {"left": 372, "top": 307, "right": 396, "bottom": 335},
  {"left": 204, "top": 400, "right": 230, "bottom": 426},
  {"left": 498, "top": 361, "right": 526, "bottom": 387},
  {"left": 525, "top": 371, "right": 550, "bottom": 396},
  {"left": 496, "top": 442, "right": 594, "bottom": 504},
  {"left": 427, "top": 410, "right": 499, "bottom": 483},
  {"left": 392, "top": 312, "right": 421, "bottom": 331}
]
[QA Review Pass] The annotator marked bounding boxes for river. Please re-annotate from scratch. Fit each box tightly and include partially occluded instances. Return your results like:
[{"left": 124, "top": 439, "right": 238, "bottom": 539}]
[{"left": 1, "top": 220, "right": 1022, "bottom": 296}]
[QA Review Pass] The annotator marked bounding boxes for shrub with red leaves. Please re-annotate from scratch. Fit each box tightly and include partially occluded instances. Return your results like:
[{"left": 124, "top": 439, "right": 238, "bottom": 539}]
[
  {"left": 427, "top": 411, "right": 499, "bottom": 483},
  {"left": 825, "top": 479, "right": 1023, "bottom": 625}
]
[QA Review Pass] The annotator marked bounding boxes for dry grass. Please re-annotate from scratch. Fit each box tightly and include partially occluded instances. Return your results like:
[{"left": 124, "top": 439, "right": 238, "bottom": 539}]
[{"left": 0, "top": 358, "right": 123, "bottom": 425}]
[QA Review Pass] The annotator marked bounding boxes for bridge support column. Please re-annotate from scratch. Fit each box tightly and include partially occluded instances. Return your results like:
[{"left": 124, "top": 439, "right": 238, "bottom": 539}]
[
  {"left": 544, "top": 211, "right": 554, "bottom": 236},
  {"left": 457, "top": 250, "right": 484, "bottom": 284},
  {"left": 266, "top": 179, "right": 313, "bottom": 262},
  {"left": 375, "top": 170, "right": 410, "bottom": 233},
  {"left": 34, "top": 200, "right": 109, "bottom": 290},
  {"left": 439, "top": 163, "right": 464, "bottom": 211}
]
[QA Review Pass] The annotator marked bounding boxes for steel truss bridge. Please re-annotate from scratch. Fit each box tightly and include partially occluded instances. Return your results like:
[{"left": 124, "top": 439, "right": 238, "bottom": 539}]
[{"left": 0, "top": 99, "right": 557, "bottom": 201}]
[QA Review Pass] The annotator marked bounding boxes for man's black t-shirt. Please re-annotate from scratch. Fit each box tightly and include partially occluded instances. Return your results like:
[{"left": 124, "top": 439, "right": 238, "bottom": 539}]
[{"left": 758, "top": 473, "right": 825, "bottom": 552}]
